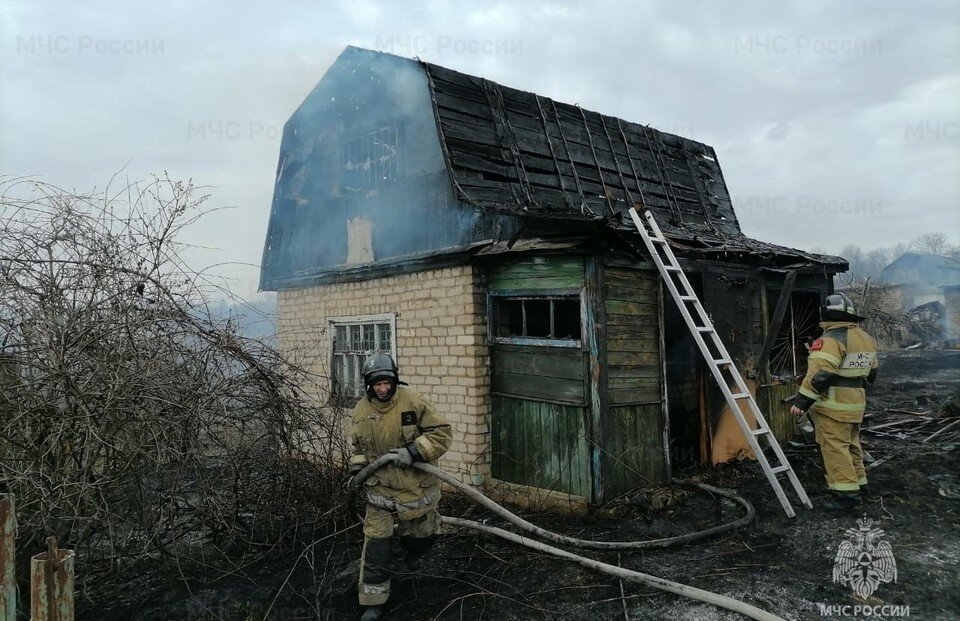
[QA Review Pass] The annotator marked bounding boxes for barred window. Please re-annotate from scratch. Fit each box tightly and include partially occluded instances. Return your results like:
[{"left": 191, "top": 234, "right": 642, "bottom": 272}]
[
  {"left": 330, "top": 314, "right": 396, "bottom": 402},
  {"left": 491, "top": 294, "right": 582, "bottom": 346},
  {"left": 340, "top": 126, "right": 400, "bottom": 192}
]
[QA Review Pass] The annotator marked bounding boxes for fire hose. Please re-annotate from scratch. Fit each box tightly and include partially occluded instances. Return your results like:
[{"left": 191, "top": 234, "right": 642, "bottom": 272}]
[{"left": 348, "top": 454, "right": 785, "bottom": 621}]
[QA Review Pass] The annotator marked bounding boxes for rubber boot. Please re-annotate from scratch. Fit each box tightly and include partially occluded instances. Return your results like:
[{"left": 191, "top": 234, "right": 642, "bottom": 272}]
[
  {"left": 360, "top": 605, "right": 384, "bottom": 621},
  {"left": 400, "top": 534, "right": 435, "bottom": 572},
  {"left": 822, "top": 490, "right": 861, "bottom": 511}
]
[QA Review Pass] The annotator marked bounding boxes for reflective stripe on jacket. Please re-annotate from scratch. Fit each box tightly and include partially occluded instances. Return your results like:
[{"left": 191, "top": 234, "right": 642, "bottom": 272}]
[
  {"left": 795, "top": 321, "right": 879, "bottom": 423},
  {"left": 350, "top": 386, "right": 453, "bottom": 519}
]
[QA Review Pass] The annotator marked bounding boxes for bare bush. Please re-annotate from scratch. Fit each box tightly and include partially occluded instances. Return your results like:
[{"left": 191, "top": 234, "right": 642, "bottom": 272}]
[
  {"left": 837, "top": 276, "right": 907, "bottom": 348},
  {"left": 0, "top": 175, "right": 349, "bottom": 572}
]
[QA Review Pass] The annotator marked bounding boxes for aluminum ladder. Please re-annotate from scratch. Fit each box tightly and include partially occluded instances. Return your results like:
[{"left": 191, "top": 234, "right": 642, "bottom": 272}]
[{"left": 628, "top": 207, "right": 812, "bottom": 517}]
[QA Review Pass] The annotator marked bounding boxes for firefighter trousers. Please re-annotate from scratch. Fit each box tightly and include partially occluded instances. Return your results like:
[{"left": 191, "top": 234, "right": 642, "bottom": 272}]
[
  {"left": 358, "top": 505, "right": 440, "bottom": 606},
  {"left": 811, "top": 411, "right": 867, "bottom": 492}
]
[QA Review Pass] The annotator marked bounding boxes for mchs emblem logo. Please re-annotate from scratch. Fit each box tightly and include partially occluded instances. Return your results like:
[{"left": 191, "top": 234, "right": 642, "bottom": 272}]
[{"left": 832, "top": 515, "right": 898, "bottom": 598}]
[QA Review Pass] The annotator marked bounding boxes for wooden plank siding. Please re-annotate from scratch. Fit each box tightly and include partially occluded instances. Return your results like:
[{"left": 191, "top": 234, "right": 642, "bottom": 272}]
[
  {"left": 488, "top": 256, "right": 591, "bottom": 496},
  {"left": 757, "top": 382, "right": 797, "bottom": 442},
  {"left": 601, "top": 266, "right": 667, "bottom": 495},
  {"left": 487, "top": 256, "right": 670, "bottom": 500},
  {"left": 604, "top": 267, "right": 662, "bottom": 406},
  {"left": 603, "top": 403, "right": 667, "bottom": 498},
  {"left": 490, "top": 396, "right": 590, "bottom": 497},
  {"left": 486, "top": 256, "right": 584, "bottom": 291},
  {"left": 584, "top": 255, "right": 608, "bottom": 504},
  {"left": 490, "top": 345, "right": 588, "bottom": 405}
]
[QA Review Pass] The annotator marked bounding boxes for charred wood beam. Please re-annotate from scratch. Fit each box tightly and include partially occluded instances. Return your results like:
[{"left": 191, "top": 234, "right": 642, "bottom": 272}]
[
  {"left": 757, "top": 269, "right": 799, "bottom": 380},
  {"left": 599, "top": 115, "right": 636, "bottom": 210},
  {"left": 481, "top": 79, "right": 538, "bottom": 210},
  {"left": 576, "top": 106, "right": 616, "bottom": 216},
  {"left": 679, "top": 139, "right": 716, "bottom": 233},
  {"left": 640, "top": 125, "right": 684, "bottom": 226},
  {"left": 548, "top": 98, "right": 593, "bottom": 217},
  {"left": 506, "top": 222, "right": 528, "bottom": 250},
  {"left": 534, "top": 94, "right": 575, "bottom": 211},
  {"left": 584, "top": 255, "right": 608, "bottom": 504},
  {"left": 422, "top": 64, "right": 467, "bottom": 202},
  {"left": 616, "top": 117, "right": 649, "bottom": 210}
]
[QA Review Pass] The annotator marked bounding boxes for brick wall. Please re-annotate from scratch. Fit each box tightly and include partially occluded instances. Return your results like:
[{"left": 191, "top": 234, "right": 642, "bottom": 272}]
[{"left": 277, "top": 265, "right": 490, "bottom": 486}]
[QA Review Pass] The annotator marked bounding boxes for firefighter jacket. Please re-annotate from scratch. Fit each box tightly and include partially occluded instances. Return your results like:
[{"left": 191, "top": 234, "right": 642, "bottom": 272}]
[
  {"left": 794, "top": 321, "right": 878, "bottom": 423},
  {"left": 349, "top": 386, "right": 453, "bottom": 520}
]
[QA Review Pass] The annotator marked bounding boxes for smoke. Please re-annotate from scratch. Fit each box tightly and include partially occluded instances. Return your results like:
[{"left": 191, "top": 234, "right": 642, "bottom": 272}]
[{"left": 261, "top": 46, "right": 495, "bottom": 289}]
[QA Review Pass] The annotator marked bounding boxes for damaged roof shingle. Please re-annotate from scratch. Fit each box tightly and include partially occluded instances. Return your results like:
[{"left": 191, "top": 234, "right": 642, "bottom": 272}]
[{"left": 421, "top": 60, "right": 845, "bottom": 270}]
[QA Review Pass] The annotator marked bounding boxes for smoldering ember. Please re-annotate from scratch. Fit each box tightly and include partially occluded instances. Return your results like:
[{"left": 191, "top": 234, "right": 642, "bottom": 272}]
[{"left": 2, "top": 46, "right": 958, "bottom": 621}]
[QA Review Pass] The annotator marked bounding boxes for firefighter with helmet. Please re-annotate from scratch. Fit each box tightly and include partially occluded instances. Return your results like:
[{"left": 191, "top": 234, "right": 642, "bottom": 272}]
[
  {"left": 348, "top": 352, "right": 452, "bottom": 621},
  {"left": 791, "top": 293, "right": 878, "bottom": 511}
]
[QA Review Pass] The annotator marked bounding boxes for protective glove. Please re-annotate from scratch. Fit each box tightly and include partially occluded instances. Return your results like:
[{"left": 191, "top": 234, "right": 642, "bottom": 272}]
[{"left": 388, "top": 446, "right": 414, "bottom": 469}]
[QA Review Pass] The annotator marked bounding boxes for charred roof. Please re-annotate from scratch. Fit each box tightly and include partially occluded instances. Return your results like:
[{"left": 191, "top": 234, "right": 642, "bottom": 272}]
[
  {"left": 260, "top": 46, "right": 846, "bottom": 286},
  {"left": 417, "top": 56, "right": 843, "bottom": 269}
]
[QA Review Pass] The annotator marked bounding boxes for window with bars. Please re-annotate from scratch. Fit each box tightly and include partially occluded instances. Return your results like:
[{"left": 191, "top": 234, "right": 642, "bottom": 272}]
[
  {"left": 491, "top": 295, "right": 582, "bottom": 346},
  {"left": 766, "top": 291, "right": 822, "bottom": 380},
  {"left": 339, "top": 126, "right": 400, "bottom": 192},
  {"left": 330, "top": 314, "right": 396, "bottom": 402}
]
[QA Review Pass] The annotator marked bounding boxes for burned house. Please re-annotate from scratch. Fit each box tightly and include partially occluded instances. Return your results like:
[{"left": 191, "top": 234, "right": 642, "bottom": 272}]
[
  {"left": 261, "top": 46, "right": 846, "bottom": 508},
  {"left": 879, "top": 252, "right": 960, "bottom": 311}
]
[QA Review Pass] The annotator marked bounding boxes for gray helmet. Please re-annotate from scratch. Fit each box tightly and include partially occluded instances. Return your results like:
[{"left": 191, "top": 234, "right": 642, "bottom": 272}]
[
  {"left": 362, "top": 352, "right": 398, "bottom": 384},
  {"left": 821, "top": 293, "right": 864, "bottom": 321},
  {"left": 362, "top": 352, "right": 401, "bottom": 400}
]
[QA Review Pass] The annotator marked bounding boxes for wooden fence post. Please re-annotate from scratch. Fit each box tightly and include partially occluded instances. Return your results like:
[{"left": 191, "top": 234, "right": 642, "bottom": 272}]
[
  {"left": 0, "top": 494, "right": 15, "bottom": 620},
  {"left": 30, "top": 536, "right": 75, "bottom": 621}
]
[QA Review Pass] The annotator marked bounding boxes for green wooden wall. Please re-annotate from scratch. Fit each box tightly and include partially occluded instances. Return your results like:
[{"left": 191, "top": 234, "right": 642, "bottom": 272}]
[
  {"left": 486, "top": 256, "right": 584, "bottom": 291},
  {"left": 603, "top": 403, "right": 667, "bottom": 498},
  {"left": 487, "top": 256, "right": 669, "bottom": 501},
  {"left": 604, "top": 267, "right": 661, "bottom": 406},
  {"left": 491, "top": 345, "right": 587, "bottom": 405},
  {"left": 490, "top": 395, "right": 590, "bottom": 497},
  {"left": 488, "top": 255, "right": 590, "bottom": 496},
  {"left": 601, "top": 266, "right": 667, "bottom": 496}
]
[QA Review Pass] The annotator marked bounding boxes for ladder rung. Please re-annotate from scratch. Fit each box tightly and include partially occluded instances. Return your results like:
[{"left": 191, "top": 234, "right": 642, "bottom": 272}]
[
  {"left": 695, "top": 327, "right": 714, "bottom": 333},
  {"left": 664, "top": 266, "right": 681, "bottom": 272},
  {"left": 751, "top": 427, "right": 770, "bottom": 436},
  {"left": 770, "top": 465, "right": 790, "bottom": 475},
  {"left": 730, "top": 392, "right": 750, "bottom": 399},
  {"left": 713, "top": 358, "right": 731, "bottom": 366},
  {"left": 650, "top": 237, "right": 667, "bottom": 244},
  {"left": 679, "top": 295, "right": 697, "bottom": 301}
]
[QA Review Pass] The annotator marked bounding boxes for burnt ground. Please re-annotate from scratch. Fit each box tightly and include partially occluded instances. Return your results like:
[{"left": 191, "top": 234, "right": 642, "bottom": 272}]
[{"left": 81, "top": 349, "right": 960, "bottom": 621}]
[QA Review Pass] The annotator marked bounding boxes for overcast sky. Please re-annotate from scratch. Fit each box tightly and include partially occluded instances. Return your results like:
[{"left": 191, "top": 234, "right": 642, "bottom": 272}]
[{"left": 2, "top": 0, "right": 958, "bottom": 299}]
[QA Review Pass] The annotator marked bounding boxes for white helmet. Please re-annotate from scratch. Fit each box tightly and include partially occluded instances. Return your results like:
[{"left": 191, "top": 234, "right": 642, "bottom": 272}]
[{"left": 822, "top": 293, "right": 863, "bottom": 321}]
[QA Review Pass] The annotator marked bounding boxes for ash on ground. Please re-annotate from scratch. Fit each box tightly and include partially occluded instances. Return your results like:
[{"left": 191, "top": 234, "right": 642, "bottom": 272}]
[{"left": 82, "top": 349, "right": 960, "bottom": 620}]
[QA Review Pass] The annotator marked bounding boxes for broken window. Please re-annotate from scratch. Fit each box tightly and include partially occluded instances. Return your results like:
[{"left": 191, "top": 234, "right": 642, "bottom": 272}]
[
  {"left": 492, "top": 295, "right": 582, "bottom": 344},
  {"left": 767, "top": 291, "right": 821, "bottom": 380},
  {"left": 330, "top": 314, "right": 395, "bottom": 402},
  {"left": 339, "top": 126, "right": 400, "bottom": 192}
]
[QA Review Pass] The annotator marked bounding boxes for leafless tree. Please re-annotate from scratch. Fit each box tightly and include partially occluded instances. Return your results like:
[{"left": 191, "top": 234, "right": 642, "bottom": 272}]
[
  {"left": 0, "top": 175, "right": 350, "bottom": 576},
  {"left": 836, "top": 275, "right": 906, "bottom": 348},
  {"left": 909, "top": 232, "right": 958, "bottom": 257}
]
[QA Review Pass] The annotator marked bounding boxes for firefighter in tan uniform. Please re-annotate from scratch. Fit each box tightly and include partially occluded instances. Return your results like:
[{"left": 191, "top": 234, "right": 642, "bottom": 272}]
[
  {"left": 791, "top": 293, "right": 878, "bottom": 511},
  {"left": 349, "top": 353, "right": 453, "bottom": 621}
]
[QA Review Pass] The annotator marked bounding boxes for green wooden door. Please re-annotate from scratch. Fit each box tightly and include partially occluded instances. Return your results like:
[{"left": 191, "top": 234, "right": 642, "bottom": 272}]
[{"left": 487, "top": 256, "right": 591, "bottom": 497}]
